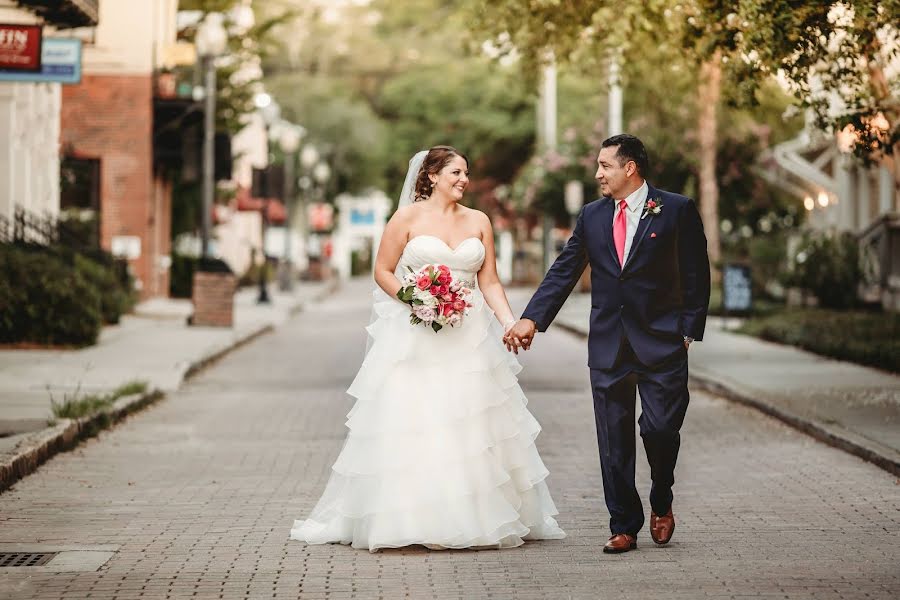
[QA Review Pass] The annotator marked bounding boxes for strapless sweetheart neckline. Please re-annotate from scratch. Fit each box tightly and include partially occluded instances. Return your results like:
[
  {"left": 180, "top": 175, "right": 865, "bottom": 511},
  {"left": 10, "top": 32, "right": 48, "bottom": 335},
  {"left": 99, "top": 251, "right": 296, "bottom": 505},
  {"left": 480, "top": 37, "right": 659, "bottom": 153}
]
[{"left": 407, "top": 235, "right": 483, "bottom": 253}]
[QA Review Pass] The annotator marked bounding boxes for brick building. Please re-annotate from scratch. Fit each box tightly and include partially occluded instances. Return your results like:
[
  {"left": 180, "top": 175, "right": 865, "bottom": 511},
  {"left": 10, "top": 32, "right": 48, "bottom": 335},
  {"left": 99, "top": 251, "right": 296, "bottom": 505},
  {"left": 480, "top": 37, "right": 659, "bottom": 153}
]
[{"left": 60, "top": 0, "right": 179, "bottom": 298}]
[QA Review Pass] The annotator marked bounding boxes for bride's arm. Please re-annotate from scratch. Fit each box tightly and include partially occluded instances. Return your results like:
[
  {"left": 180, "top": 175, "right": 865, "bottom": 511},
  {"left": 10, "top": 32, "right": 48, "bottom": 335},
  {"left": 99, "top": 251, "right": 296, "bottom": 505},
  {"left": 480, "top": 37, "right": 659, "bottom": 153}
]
[
  {"left": 475, "top": 214, "right": 517, "bottom": 332},
  {"left": 373, "top": 207, "right": 412, "bottom": 299}
]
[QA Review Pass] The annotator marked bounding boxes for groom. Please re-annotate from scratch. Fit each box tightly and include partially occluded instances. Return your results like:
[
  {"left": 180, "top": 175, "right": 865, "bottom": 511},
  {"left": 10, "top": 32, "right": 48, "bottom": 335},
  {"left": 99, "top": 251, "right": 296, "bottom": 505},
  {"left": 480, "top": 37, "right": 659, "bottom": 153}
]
[{"left": 506, "top": 134, "right": 710, "bottom": 554}]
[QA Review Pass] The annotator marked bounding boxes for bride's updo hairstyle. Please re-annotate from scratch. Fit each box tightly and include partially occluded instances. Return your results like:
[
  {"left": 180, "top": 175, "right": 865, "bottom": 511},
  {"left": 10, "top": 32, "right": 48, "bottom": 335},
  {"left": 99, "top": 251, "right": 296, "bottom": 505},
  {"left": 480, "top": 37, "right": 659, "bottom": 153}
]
[{"left": 414, "top": 145, "right": 468, "bottom": 201}]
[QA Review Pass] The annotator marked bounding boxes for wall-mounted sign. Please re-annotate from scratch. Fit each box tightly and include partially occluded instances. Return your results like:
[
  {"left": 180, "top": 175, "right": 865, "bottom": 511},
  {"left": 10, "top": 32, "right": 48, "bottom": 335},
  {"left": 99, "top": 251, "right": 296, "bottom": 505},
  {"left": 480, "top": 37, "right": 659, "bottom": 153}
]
[
  {"left": 111, "top": 235, "right": 142, "bottom": 260},
  {"left": 0, "top": 38, "right": 81, "bottom": 84},
  {"left": 350, "top": 208, "right": 375, "bottom": 226},
  {"left": 0, "top": 24, "right": 42, "bottom": 72}
]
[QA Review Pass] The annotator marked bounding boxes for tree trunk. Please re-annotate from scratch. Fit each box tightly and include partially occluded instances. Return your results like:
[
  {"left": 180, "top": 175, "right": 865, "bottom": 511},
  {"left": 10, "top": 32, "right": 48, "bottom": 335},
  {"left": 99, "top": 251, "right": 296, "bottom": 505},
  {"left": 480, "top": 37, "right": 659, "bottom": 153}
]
[{"left": 698, "top": 51, "right": 722, "bottom": 281}]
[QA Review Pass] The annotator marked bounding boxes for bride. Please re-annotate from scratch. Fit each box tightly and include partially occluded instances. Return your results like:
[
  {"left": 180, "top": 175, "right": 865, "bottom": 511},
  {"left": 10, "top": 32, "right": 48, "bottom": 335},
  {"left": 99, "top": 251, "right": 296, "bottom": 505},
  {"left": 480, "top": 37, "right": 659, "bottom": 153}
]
[{"left": 290, "top": 146, "right": 565, "bottom": 551}]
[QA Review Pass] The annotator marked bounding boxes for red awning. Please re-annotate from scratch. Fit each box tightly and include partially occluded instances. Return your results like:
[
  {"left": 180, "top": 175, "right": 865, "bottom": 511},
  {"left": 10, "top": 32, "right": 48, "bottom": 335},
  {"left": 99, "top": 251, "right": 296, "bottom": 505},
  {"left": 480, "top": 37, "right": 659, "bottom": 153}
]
[{"left": 235, "top": 188, "right": 286, "bottom": 224}]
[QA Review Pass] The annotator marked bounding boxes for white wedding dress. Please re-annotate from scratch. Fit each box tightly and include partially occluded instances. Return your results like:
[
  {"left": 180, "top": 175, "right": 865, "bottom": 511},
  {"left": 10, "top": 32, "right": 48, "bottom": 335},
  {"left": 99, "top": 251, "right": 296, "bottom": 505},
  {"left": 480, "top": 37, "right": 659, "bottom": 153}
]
[{"left": 290, "top": 235, "right": 565, "bottom": 551}]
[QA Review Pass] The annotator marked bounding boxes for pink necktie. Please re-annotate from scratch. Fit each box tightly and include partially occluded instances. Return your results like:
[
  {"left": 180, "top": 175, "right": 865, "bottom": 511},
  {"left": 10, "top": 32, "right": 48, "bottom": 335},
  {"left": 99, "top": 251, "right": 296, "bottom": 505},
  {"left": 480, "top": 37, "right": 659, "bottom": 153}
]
[{"left": 614, "top": 199, "right": 627, "bottom": 266}]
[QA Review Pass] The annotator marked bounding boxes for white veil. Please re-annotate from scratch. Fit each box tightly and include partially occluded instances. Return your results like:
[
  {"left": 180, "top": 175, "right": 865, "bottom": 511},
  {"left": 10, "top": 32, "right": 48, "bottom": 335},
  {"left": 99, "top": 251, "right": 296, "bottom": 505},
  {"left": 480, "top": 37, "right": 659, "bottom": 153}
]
[
  {"left": 363, "top": 150, "right": 429, "bottom": 356},
  {"left": 398, "top": 150, "right": 428, "bottom": 209}
]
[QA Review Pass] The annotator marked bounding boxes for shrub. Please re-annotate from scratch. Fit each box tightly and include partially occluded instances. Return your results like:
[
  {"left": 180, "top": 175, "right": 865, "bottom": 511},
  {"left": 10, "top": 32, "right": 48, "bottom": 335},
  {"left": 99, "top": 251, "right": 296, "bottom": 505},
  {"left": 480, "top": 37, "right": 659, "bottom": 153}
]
[
  {"left": 0, "top": 245, "right": 103, "bottom": 346},
  {"left": 73, "top": 254, "right": 133, "bottom": 324},
  {"left": 739, "top": 308, "right": 900, "bottom": 373},
  {"left": 786, "top": 232, "right": 862, "bottom": 309}
]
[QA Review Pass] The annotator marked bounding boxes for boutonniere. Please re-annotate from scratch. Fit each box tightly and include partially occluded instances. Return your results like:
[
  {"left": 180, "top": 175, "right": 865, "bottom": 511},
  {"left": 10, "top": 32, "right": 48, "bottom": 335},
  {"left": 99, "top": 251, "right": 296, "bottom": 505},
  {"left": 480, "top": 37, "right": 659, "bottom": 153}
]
[{"left": 641, "top": 198, "right": 663, "bottom": 220}]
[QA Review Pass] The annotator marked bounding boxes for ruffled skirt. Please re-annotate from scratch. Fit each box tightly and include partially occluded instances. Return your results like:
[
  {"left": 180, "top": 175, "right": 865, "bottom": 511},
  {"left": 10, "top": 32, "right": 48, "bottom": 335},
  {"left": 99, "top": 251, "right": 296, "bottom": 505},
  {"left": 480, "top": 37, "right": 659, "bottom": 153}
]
[{"left": 289, "top": 289, "right": 565, "bottom": 551}]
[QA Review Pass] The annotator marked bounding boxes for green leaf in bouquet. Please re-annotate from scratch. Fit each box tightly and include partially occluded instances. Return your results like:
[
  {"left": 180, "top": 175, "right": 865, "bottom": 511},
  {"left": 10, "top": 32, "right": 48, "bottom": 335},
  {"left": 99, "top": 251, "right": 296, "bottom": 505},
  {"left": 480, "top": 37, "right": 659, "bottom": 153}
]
[{"left": 431, "top": 321, "right": 442, "bottom": 333}]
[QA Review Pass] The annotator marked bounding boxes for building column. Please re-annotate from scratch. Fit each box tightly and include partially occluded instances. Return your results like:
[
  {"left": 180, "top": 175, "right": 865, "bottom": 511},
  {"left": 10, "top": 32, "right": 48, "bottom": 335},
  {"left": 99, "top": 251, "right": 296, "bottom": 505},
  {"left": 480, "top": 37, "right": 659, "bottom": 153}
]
[
  {"left": 0, "top": 86, "right": 15, "bottom": 218},
  {"left": 878, "top": 165, "right": 895, "bottom": 215},
  {"left": 835, "top": 153, "right": 856, "bottom": 231},
  {"left": 856, "top": 166, "right": 872, "bottom": 230},
  {"left": 11, "top": 84, "right": 30, "bottom": 215}
]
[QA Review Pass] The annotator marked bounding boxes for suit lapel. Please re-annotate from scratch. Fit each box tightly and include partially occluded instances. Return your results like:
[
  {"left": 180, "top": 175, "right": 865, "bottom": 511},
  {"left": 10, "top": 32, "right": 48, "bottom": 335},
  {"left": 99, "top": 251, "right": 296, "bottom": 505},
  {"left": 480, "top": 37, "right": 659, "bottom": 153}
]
[{"left": 622, "top": 183, "right": 657, "bottom": 272}]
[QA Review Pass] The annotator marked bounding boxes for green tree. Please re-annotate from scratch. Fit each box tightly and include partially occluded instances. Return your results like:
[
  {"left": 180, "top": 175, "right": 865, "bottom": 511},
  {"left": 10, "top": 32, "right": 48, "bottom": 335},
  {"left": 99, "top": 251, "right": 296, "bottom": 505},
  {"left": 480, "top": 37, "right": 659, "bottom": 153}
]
[
  {"left": 685, "top": 1, "right": 899, "bottom": 168},
  {"left": 260, "top": 0, "right": 539, "bottom": 205},
  {"left": 178, "top": 0, "right": 296, "bottom": 133}
]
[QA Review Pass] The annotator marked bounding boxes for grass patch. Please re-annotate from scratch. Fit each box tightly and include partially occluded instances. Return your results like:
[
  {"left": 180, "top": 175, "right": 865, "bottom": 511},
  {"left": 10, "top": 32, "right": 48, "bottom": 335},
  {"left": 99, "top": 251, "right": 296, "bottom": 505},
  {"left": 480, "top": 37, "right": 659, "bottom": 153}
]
[
  {"left": 50, "top": 380, "right": 149, "bottom": 420},
  {"left": 737, "top": 308, "right": 900, "bottom": 374}
]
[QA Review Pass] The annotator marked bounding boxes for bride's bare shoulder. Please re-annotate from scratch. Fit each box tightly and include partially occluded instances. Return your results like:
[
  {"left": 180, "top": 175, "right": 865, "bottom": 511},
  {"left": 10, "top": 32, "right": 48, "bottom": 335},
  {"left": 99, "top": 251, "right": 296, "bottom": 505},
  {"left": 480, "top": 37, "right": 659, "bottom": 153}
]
[
  {"left": 389, "top": 203, "right": 419, "bottom": 223},
  {"left": 459, "top": 205, "right": 492, "bottom": 229}
]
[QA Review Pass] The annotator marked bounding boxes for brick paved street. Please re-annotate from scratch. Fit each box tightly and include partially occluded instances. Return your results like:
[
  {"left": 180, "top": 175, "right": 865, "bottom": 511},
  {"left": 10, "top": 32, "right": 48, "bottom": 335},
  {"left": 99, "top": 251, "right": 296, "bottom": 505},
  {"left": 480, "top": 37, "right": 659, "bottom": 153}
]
[{"left": 1, "top": 280, "right": 897, "bottom": 600}]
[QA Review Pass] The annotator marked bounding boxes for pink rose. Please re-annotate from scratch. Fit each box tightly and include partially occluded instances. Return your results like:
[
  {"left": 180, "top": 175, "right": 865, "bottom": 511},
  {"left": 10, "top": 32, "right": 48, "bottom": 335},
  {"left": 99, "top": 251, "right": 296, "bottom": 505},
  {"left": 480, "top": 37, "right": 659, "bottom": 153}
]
[
  {"left": 452, "top": 299, "right": 466, "bottom": 311},
  {"left": 437, "top": 272, "right": 451, "bottom": 285},
  {"left": 647, "top": 200, "right": 657, "bottom": 209},
  {"left": 441, "top": 303, "right": 454, "bottom": 317},
  {"left": 439, "top": 284, "right": 449, "bottom": 296},
  {"left": 438, "top": 264, "right": 450, "bottom": 274},
  {"left": 430, "top": 285, "right": 441, "bottom": 296},
  {"left": 416, "top": 275, "right": 431, "bottom": 290}
]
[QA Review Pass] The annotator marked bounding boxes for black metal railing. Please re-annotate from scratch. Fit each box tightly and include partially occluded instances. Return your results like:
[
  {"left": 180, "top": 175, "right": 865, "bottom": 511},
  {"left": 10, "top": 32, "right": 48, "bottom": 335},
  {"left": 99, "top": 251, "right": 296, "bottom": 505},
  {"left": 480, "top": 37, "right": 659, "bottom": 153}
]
[{"left": 0, "top": 205, "right": 96, "bottom": 250}]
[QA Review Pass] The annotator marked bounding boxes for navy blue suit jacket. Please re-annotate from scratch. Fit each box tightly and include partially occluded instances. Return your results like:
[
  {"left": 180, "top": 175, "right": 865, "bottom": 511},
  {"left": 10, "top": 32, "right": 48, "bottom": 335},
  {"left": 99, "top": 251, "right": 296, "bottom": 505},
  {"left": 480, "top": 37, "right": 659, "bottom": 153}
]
[{"left": 522, "top": 184, "right": 711, "bottom": 370}]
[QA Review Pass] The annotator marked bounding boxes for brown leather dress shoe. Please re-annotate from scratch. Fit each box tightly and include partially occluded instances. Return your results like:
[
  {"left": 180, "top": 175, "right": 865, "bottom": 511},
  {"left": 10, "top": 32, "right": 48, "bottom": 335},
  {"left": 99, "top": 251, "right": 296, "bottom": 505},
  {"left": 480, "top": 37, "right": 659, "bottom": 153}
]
[
  {"left": 603, "top": 533, "right": 637, "bottom": 554},
  {"left": 650, "top": 509, "right": 675, "bottom": 544}
]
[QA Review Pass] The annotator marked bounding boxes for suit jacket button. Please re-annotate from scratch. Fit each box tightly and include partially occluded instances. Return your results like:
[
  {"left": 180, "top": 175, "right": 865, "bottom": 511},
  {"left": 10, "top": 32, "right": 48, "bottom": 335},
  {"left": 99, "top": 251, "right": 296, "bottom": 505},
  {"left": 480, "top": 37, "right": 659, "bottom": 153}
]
[{"left": 619, "top": 304, "right": 624, "bottom": 310}]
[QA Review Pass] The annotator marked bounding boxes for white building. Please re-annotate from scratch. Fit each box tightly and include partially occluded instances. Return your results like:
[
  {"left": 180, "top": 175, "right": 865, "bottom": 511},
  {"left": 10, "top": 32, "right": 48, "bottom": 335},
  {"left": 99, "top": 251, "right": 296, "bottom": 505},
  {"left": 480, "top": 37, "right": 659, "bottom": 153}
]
[{"left": 0, "top": 1, "right": 97, "bottom": 222}]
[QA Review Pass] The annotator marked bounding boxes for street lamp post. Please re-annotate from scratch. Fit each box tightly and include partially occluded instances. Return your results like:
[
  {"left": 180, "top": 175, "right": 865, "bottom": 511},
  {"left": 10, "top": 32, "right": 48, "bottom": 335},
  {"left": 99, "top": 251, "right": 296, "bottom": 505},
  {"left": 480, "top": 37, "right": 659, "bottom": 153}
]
[
  {"left": 277, "top": 125, "right": 303, "bottom": 291},
  {"left": 195, "top": 12, "right": 228, "bottom": 259},
  {"left": 254, "top": 95, "right": 282, "bottom": 304}
]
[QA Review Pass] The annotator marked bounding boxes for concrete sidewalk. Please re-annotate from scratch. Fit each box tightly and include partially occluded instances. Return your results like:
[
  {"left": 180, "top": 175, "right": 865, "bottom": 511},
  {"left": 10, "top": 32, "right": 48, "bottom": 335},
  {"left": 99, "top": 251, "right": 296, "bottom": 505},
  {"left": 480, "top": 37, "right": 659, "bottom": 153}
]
[
  {"left": 0, "top": 279, "right": 335, "bottom": 484},
  {"left": 533, "top": 291, "right": 900, "bottom": 476}
]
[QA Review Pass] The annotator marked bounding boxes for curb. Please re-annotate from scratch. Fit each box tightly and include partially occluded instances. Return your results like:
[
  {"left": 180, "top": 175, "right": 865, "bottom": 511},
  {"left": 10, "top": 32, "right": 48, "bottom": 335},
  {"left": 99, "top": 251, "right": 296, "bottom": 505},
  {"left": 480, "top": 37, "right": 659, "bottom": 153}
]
[
  {"left": 554, "top": 320, "right": 900, "bottom": 478},
  {"left": 183, "top": 324, "right": 274, "bottom": 380},
  {"left": 689, "top": 371, "right": 900, "bottom": 477},
  {"left": 0, "top": 281, "right": 338, "bottom": 494},
  {"left": 0, "top": 390, "right": 163, "bottom": 494}
]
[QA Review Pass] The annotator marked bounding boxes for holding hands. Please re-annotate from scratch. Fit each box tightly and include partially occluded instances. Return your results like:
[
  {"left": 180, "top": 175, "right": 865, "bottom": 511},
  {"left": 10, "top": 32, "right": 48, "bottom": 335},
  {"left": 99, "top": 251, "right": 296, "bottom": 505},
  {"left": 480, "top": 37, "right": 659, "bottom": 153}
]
[{"left": 502, "top": 318, "right": 537, "bottom": 354}]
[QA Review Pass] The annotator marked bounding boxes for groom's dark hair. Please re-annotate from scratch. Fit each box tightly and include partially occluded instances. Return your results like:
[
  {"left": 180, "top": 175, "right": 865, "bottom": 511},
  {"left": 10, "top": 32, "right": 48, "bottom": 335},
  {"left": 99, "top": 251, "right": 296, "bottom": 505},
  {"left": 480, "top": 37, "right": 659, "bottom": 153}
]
[{"left": 601, "top": 134, "right": 649, "bottom": 177}]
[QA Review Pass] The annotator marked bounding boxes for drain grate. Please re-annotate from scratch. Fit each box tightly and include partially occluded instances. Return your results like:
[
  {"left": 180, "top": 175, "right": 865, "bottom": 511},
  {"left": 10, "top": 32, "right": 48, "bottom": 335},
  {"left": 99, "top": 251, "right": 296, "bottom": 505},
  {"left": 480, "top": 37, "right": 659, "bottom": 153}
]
[{"left": 0, "top": 552, "right": 57, "bottom": 567}]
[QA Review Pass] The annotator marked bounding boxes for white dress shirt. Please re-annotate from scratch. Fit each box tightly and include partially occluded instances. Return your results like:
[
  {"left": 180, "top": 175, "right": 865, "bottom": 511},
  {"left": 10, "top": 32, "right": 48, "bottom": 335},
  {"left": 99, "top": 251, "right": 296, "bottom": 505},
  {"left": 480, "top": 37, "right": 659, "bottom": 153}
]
[{"left": 613, "top": 180, "right": 648, "bottom": 265}]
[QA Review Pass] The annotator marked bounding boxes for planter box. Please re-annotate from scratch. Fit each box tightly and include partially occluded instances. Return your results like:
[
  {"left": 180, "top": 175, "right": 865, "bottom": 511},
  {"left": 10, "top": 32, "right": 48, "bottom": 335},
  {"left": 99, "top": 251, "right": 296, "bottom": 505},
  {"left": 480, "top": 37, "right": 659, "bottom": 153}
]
[{"left": 191, "top": 271, "right": 236, "bottom": 327}]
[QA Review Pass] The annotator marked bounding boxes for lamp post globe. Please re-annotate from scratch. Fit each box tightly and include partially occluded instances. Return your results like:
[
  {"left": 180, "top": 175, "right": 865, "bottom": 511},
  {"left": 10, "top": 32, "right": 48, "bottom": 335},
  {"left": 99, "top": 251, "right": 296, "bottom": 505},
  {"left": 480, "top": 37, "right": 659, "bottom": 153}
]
[
  {"left": 278, "top": 125, "right": 303, "bottom": 154},
  {"left": 300, "top": 145, "right": 319, "bottom": 170},
  {"left": 196, "top": 12, "right": 228, "bottom": 57},
  {"left": 253, "top": 92, "right": 272, "bottom": 109},
  {"left": 313, "top": 162, "right": 331, "bottom": 184}
]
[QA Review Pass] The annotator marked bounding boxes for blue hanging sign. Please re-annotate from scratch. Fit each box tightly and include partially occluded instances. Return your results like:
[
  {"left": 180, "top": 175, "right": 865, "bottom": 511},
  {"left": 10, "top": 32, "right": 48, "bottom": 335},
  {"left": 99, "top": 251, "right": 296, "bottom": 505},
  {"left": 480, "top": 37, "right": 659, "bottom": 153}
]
[{"left": 0, "top": 38, "right": 81, "bottom": 84}]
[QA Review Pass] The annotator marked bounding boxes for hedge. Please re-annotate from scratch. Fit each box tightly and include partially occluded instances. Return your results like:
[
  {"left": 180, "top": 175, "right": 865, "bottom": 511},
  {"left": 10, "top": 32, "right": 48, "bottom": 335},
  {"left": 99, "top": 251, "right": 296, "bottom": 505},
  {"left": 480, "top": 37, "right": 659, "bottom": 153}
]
[
  {"left": 0, "top": 244, "right": 135, "bottom": 347},
  {"left": 738, "top": 307, "right": 900, "bottom": 374}
]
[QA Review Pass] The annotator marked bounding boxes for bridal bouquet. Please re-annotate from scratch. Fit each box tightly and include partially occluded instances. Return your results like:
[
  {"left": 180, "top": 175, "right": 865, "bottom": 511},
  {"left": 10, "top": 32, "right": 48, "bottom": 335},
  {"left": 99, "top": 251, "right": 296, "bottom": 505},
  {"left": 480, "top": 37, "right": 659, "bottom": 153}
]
[{"left": 396, "top": 264, "right": 473, "bottom": 332}]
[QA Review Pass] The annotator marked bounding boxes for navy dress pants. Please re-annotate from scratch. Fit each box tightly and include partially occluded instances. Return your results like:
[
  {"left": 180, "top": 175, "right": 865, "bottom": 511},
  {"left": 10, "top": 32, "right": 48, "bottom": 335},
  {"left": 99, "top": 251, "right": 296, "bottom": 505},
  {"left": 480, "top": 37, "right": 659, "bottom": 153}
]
[{"left": 589, "top": 338, "right": 689, "bottom": 536}]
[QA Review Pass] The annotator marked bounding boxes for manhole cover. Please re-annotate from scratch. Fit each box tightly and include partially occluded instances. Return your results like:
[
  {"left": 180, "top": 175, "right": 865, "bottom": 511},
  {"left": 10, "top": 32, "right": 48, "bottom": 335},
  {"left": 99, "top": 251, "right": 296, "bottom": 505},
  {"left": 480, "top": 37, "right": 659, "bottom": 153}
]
[{"left": 0, "top": 552, "right": 57, "bottom": 567}]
